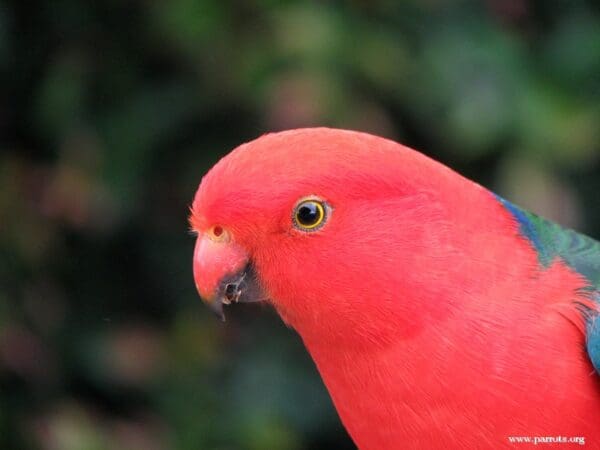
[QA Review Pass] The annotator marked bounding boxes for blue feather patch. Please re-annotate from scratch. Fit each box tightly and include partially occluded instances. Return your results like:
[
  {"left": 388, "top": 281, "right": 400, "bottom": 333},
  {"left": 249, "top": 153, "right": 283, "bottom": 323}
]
[
  {"left": 494, "top": 195, "right": 554, "bottom": 266},
  {"left": 586, "top": 294, "right": 600, "bottom": 373}
]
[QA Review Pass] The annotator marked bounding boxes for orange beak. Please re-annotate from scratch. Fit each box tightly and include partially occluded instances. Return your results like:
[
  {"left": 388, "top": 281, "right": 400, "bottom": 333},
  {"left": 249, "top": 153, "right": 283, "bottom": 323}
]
[{"left": 193, "top": 233, "right": 262, "bottom": 320}]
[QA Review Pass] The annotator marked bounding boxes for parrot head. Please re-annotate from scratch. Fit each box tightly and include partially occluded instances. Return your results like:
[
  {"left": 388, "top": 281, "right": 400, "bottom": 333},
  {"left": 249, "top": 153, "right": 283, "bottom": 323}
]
[{"left": 190, "top": 128, "right": 472, "bottom": 347}]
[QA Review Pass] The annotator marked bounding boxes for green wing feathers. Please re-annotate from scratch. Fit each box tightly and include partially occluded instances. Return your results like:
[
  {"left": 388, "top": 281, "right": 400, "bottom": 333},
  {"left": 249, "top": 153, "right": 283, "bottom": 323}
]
[{"left": 496, "top": 195, "right": 600, "bottom": 289}]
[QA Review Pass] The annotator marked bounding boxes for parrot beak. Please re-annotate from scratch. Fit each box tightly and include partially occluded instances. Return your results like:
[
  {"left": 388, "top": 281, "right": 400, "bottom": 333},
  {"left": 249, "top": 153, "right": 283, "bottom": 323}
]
[{"left": 193, "top": 233, "right": 264, "bottom": 321}]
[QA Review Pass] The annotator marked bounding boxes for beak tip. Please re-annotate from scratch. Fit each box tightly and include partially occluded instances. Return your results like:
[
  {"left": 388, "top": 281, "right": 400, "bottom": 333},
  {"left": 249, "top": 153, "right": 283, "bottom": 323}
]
[
  {"left": 196, "top": 263, "right": 263, "bottom": 322},
  {"left": 215, "top": 309, "right": 226, "bottom": 322},
  {"left": 204, "top": 296, "right": 226, "bottom": 322}
]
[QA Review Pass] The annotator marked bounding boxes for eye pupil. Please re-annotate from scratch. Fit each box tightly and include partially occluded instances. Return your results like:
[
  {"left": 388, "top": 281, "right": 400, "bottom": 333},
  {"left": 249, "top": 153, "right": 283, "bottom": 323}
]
[{"left": 297, "top": 204, "right": 319, "bottom": 225}]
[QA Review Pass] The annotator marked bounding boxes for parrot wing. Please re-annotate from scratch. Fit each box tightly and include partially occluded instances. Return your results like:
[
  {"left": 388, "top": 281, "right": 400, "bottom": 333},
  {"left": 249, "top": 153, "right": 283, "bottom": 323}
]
[
  {"left": 496, "top": 195, "right": 600, "bottom": 287},
  {"left": 496, "top": 195, "right": 600, "bottom": 371}
]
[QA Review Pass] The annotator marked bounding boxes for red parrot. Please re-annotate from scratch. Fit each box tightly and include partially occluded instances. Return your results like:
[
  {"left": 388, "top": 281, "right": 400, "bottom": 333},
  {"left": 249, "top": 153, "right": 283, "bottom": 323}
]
[{"left": 189, "top": 128, "right": 600, "bottom": 449}]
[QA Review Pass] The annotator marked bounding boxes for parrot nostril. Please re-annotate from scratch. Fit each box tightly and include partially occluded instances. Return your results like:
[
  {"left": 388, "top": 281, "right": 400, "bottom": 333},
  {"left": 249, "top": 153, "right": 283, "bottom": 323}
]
[{"left": 207, "top": 225, "right": 230, "bottom": 242}]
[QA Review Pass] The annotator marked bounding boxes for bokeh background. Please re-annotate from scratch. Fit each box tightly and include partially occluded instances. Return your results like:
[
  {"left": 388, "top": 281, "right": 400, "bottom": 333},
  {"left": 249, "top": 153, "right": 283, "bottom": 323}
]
[{"left": 2, "top": 0, "right": 600, "bottom": 449}]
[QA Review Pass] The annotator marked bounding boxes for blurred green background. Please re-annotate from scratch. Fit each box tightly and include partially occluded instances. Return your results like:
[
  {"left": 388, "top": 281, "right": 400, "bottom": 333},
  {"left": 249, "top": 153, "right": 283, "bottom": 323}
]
[{"left": 1, "top": 0, "right": 599, "bottom": 449}]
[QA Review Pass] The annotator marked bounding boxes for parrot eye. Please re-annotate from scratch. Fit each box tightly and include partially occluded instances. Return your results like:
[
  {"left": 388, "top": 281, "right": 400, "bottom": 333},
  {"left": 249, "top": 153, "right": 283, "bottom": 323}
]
[{"left": 293, "top": 199, "right": 328, "bottom": 231}]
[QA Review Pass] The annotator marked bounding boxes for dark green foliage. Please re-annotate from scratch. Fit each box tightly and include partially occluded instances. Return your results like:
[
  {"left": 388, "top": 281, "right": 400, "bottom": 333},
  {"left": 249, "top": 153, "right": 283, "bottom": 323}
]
[{"left": 1, "top": 1, "right": 599, "bottom": 449}]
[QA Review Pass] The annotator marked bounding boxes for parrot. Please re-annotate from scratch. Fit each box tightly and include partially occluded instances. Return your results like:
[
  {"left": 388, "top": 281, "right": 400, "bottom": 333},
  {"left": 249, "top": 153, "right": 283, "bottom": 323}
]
[{"left": 189, "top": 128, "right": 600, "bottom": 449}]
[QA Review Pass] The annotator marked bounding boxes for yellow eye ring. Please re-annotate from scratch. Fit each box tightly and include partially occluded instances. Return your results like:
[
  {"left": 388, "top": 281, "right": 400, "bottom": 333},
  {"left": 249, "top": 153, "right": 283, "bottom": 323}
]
[{"left": 293, "top": 199, "right": 328, "bottom": 231}]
